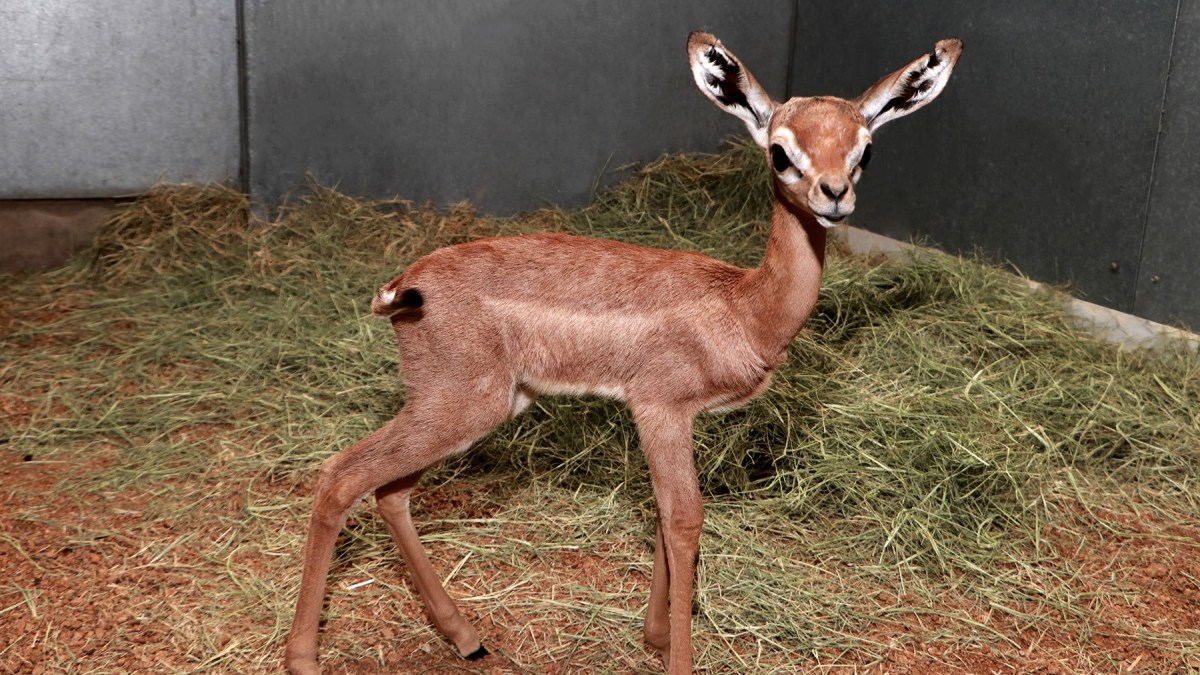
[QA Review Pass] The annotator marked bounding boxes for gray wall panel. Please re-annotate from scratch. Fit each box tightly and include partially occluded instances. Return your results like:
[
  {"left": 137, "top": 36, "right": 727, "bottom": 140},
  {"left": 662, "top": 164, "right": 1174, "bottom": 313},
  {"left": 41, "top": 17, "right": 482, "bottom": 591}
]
[
  {"left": 245, "top": 0, "right": 793, "bottom": 213},
  {"left": 1136, "top": 0, "right": 1200, "bottom": 329},
  {"left": 0, "top": 1, "right": 241, "bottom": 199},
  {"left": 6, "top": 1, "right": 1196, "bottom": 329},
  {"left": 789, "top": 2, "right": 1177, "bottom": 313}
]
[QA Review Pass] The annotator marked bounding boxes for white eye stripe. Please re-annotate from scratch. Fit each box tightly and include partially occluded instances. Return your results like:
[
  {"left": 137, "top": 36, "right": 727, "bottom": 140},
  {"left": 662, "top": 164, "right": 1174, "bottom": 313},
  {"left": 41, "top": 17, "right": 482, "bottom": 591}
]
[
  {"left": 795, "top": 150, "right": 812, "bottom": 173},
  {"left": 770, "top": 128, "right": 811, "bottom": 173},
  {"left": 845, "top": 127, "right": 872, "bottom": 172},
  {"left": 777, "top": 170, "right": 802, "bottom": 185}
]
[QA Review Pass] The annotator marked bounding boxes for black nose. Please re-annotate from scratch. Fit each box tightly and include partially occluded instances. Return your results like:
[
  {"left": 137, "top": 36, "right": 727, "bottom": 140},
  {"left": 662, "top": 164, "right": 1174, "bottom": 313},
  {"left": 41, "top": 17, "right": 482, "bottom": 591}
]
[{"left": 820, "top": 182, "right": 849, "bottom": 202}]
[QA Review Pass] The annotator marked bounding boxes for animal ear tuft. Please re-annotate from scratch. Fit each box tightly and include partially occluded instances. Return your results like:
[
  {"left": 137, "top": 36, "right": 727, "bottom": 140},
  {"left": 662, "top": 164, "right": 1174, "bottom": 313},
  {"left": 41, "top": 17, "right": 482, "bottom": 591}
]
[
  {"left": 688, "top": 32, "right": 777, "bottom": 147},
  {"left": 857, "top": 39, "right": 963, "bottom": 132}
]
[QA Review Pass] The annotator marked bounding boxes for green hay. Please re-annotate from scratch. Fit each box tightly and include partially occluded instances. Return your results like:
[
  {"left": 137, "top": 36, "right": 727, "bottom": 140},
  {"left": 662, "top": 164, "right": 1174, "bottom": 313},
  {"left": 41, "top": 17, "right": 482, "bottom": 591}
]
[{"left": 3, "top": 140, "right": 1199, "bottom": 672}]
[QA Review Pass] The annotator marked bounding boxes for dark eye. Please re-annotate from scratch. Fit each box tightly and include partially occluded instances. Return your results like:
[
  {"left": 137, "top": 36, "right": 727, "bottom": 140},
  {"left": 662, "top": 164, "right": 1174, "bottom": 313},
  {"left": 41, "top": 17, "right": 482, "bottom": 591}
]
[
  {"left": 770, "top": 144, "right": 791, "bottom": 173},
  {"left": 858, "top": 143, "right": 873, "bottom": 169}
]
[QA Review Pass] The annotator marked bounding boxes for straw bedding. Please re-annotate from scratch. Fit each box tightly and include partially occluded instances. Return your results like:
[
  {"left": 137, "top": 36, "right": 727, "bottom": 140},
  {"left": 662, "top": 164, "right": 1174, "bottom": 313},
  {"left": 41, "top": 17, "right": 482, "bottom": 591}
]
[{"left": 2, "top": 141, "right": 1198, "bottom": 672}]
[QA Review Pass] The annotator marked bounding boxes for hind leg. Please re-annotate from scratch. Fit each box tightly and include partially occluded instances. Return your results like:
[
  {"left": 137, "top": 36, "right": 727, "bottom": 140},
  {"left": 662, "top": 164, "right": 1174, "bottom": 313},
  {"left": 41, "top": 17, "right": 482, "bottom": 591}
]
[
  {"left": 375, "top": 472, "right": 489, "bottom": 659},
  {"left": 284, "top": 385, "right": 510, "bottom": 674}
]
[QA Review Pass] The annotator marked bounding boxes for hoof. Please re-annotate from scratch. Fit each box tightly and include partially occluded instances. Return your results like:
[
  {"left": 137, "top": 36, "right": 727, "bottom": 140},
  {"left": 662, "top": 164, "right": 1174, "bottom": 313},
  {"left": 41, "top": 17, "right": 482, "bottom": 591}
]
[{"left": 464, "top": 644, "right": 490, "bottom": 661}]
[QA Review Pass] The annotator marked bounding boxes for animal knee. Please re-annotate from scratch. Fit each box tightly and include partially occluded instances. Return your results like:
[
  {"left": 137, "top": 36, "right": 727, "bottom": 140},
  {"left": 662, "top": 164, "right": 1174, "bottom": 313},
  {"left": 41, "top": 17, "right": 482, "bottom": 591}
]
[
  {"left": 311, "top": 457, "right": 367, "bottom": 527},
  {"left": 314, "top": 453, "right": 345, "bottom": 489}
]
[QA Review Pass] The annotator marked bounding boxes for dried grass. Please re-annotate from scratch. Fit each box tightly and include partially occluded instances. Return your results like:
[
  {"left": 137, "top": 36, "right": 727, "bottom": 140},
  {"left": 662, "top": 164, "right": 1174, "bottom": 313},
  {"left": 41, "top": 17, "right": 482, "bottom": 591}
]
[{"left": 2, "top": 140, "right": 1198, "bottom": 672}]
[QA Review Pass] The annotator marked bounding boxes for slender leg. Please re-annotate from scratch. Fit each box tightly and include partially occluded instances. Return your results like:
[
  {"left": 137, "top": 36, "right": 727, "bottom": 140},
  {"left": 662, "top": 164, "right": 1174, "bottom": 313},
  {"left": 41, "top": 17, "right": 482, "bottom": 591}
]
[
  {"left": 285, "top": 415, "right": 413, "bottom": 675},
  {"left": 284, "top": 388, "right": 508, "bottom": 675},
  {"left": 632, "top": 404, "right": 702, "bottom": 675},
  {"left": 644, "top": 523, "right": 671, "bottom": 661},
  {"left": 376, "top": 474, "right": 488, "bottom": 659}
]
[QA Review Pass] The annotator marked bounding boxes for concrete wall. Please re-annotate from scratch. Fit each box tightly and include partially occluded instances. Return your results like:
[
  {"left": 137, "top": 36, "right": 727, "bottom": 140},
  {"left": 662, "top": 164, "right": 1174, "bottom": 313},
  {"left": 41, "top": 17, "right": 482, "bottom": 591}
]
[
  {"left": 0, "top": 200, "right": 116, "bottom": 273},
  {"left": 1136, "top": 1, "right": 1200, "bottom": 328},
  {"left": 243, "top": 0, "right": 793, "bottom": 213},
  {"left": 0, "top": 0, "right": 240, "bottom": 198}
]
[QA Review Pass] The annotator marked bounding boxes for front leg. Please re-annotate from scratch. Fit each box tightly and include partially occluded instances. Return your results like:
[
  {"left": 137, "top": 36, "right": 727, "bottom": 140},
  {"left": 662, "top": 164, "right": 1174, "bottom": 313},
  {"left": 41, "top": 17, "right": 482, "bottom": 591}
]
[
  {"left": 645, "top": 523, "right": 671, "bottom": 662},
  {"left": 632, "top": 404, "right": 703, "bottom": 674}
]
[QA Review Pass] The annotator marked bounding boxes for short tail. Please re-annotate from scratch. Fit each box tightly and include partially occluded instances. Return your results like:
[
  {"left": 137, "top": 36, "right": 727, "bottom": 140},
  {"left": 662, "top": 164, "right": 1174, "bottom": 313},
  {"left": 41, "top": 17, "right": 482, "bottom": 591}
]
[{"left": 371, "top": 283, "right": 424, "bottom": 317}]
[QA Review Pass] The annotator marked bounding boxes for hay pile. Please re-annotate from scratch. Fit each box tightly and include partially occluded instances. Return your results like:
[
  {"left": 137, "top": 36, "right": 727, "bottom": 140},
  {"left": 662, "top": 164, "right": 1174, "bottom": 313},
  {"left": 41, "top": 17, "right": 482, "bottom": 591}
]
[{"left": 3, "top": 141, "right": 1199, "bottom": 672}]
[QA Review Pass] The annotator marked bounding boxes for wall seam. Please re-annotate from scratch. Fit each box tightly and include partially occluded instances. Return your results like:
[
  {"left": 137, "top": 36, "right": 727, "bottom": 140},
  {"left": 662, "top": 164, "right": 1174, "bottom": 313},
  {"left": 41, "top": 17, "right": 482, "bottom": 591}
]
[
  {"left": 783, "top": 0, "right": 799, "bottom": 100},
  {"left": 235, "top": 0, "right": 251, "bottom": 196},
  {"left": 1132, "top": 0, "right": 1182, "bottom": 313}
]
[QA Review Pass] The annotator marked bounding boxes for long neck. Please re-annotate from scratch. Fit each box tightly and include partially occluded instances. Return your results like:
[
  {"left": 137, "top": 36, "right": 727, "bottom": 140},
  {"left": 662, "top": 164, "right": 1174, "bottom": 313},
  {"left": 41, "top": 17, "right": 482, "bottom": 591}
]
[{"left": 737, "top": 191, "right": 828, "bottom": 360}]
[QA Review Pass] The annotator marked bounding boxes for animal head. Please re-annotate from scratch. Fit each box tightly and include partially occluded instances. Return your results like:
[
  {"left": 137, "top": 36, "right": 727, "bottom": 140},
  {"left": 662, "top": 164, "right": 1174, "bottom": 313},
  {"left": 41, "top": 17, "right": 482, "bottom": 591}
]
[{"left": 688, "top": 32, "right": 962, "bottom": 228}]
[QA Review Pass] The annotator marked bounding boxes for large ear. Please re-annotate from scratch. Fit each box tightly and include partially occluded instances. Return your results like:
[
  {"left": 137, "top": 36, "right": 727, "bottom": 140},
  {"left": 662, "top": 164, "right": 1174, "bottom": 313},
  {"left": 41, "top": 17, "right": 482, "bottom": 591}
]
[
  {"left": 857, "top": 39, "right": 963, "bottom": 132},
  {"left": 688, "top": 32, "right": 777, "bottom": 147}
]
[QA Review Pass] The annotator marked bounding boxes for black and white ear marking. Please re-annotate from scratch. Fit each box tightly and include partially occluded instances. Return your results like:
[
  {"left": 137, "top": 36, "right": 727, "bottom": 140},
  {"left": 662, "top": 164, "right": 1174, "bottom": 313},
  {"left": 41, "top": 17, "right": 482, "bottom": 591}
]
[
  {"left": 701, "top": 47, "right": 756, "bottom": 121},
  {"left": 688, "top": 32, "right": 777, "bottom": 147},
  {"left": 857, "top": 39, "right": 963, "bottom": 132}
]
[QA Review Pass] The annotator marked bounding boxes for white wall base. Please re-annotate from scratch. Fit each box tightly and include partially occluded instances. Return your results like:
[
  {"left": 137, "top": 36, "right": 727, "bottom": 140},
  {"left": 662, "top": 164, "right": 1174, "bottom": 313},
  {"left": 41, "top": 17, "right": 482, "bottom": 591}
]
[{"left": 834, "top": 226, "right": 1199, "bottom": 352}]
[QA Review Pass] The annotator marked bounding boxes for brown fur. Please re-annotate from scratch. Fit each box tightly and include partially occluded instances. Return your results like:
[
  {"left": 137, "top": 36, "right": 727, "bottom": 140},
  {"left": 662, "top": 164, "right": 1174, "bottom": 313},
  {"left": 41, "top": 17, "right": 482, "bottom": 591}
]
[
  {"left": 374, "top": 226, "right": 816, "bottom": 412},
  {"left": 285, "top": 31, "right": 962, "bottom": 675}
]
